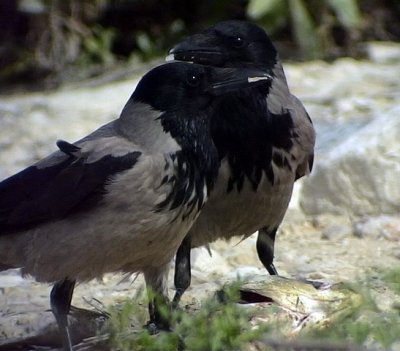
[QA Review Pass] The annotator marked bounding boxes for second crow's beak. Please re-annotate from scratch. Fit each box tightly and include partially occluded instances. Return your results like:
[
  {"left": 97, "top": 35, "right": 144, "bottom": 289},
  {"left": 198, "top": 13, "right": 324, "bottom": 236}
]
[
  {"left": 208, "top": 67, "right": 272, "bottom": 96},
  {"left": 167, "top": 35, "right": 226, "bottom": 66}
]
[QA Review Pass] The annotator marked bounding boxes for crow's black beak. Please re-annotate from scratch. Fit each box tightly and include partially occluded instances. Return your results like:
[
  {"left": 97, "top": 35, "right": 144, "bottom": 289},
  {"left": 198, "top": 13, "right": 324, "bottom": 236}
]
[
  {"left": 208, "top": 67, "right": 271, "bottom": 96},
  {"left": 167, "top": 35, "right": 226, "bottom": 66}
]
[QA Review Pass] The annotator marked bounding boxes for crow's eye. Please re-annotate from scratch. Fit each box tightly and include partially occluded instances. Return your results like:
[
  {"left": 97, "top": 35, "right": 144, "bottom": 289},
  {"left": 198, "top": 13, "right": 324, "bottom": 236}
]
[
  {"left": 231, "top": 36, "right": 245, "bottom": 48},
  {"left": 186, "top": 74, "right": 201, "bottom": 87}
]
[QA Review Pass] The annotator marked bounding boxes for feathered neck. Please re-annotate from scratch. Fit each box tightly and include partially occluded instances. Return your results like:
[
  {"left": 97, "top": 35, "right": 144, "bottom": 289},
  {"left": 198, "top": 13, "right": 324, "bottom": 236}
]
[
  {"left": 211, "top": 85, "right": 294, "bottom": 192},
  {"left": 155, "top": 110, "right": 219, "bottom": 216}
]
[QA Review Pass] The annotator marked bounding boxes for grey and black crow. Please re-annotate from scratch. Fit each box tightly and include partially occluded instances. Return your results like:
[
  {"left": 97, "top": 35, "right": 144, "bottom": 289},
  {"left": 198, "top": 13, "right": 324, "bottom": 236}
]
[
  {"left": 0, "top": 61, "right": 269, "bottom": 350},
  {"left": 168, "top": 21, "right": 316, "bottom": 305}
]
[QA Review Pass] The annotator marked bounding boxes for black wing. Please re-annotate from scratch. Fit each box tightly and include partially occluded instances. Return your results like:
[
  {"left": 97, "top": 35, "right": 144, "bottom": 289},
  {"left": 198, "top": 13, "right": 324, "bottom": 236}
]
[{"left": 0, "top": 140, "right": 141, "bottom": 235}]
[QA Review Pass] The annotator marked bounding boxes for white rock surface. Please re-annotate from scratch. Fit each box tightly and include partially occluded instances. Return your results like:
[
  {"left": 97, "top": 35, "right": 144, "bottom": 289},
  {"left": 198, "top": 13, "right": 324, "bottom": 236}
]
[
  {"left": 353, "top": 215, "right": 400, "bottom": 241},
  {"left": 366, "top": 41, "right": 400, "bottom": 64},
  {"left": 301, "top": 109, "right": 400, "bottom": 216}
]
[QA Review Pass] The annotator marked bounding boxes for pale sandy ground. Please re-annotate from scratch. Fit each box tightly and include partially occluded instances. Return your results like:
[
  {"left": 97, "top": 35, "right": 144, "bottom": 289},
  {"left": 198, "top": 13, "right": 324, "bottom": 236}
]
[{"left": 1, "top": 209, "right": 399, "bottom": 342}]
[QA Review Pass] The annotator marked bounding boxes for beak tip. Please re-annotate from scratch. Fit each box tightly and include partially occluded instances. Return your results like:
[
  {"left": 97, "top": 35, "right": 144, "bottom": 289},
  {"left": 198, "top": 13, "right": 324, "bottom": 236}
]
[{"left": 165, "top": 53, "right": 175, "bottom": 62}]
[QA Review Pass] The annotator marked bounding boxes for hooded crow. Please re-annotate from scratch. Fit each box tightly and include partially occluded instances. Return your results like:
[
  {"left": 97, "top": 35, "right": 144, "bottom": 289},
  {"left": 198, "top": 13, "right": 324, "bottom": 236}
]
[
  {"left": 0, "top": 61, "right": 269, "bottom": 350},
  {"left": 168, "top": 21, "right": 316, "bottom": 305}
]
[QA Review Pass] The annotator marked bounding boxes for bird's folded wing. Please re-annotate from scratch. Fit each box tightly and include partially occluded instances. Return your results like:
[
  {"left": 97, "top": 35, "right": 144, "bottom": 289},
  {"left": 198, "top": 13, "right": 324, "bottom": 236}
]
[
  {"left": 267, "top": 66, "right": 315, "bottom": 179},
  {"left": 0, "top": 139, "right": 141, "bottom": 234}
]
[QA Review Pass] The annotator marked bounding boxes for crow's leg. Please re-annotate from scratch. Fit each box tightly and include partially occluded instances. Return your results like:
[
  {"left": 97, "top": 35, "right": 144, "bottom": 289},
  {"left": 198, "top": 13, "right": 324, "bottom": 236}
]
[
  {"left": 172, "top": 235, "right": 192, "bottom": 308},
  {"left": 257, "top": 227, "right": 279, "bottom": 275},
  {"left": 144, "top": 264, "right": 171, "bottom": 333},
  {"left": 50, "top": 278, "right": 76, "bottom": 351}
]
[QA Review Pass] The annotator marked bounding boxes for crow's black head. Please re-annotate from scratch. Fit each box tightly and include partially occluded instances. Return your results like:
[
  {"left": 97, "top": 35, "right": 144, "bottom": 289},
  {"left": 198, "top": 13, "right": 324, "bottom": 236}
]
[
  {"left": 133, "top": 62, "right": 212, "bottom": 113},
  {"left": 169, "top": 21, "right": 278, "bottom": 71},
  {"left": 132, "top": 61, "right": 270, "bottom": 114}
]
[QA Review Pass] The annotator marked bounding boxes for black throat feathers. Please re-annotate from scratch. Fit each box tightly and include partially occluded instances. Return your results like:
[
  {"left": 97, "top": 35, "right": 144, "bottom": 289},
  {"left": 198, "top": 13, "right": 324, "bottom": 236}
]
[
  {"left": 211, "top": 85, "right": 295, "bottom": 193},
  {"left": 155, "top": 111, "right": 219, "bottom": 218}
]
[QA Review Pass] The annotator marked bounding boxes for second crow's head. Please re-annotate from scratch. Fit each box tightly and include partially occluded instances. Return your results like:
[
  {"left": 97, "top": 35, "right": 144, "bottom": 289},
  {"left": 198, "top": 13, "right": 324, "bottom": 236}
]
[{"left": 169, "top": 21, "right": 278, "bottom": 71}]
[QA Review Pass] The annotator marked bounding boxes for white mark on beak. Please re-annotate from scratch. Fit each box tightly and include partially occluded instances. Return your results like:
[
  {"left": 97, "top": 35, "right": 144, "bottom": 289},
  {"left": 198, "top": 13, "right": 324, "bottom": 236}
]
[
  {"left": 165, "top": 54, "right": 194, "bottom": 64},
  {"left": 165, "top": 54, "right": 175, "bottom": 62},
  {"left": 248, "top": 75, "right": 272, "bottom": 83}
]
